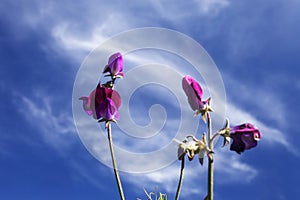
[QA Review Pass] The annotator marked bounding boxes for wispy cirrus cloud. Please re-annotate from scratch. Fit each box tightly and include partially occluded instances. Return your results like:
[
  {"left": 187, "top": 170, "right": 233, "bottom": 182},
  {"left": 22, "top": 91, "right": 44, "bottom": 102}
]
[
  {"left": 223, "top": 74, "right": 297, "bottom": 154},
  {"left": 51, "top": 13, "right": 130, "bottom": 53},
  {"left": 17, "top": 92, "right": 76, "bottom": 152},
  {"left": 18, "top": 0, "right": 230, "bottom": 58},
  {"left": 192, "top": 0, "right": 230, "bottom": 15}
]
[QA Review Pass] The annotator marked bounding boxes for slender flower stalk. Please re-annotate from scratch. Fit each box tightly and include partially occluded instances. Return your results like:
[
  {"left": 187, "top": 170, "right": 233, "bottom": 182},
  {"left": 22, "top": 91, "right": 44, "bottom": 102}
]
[
  {"left": 175, "top": 157, "right": 185, "bottom": 200},
  {"left": 107, "top": 122, "right": 125, "bottom": 200},
  {"left": 206, "top": 113, "right": 213, "bottom": 200}
]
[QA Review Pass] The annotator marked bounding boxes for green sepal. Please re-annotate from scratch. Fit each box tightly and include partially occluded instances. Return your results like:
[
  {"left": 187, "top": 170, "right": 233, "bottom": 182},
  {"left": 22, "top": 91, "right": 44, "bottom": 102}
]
[
  {"left": 196, "top": 97, "right": 214, "bottom": 123},
  {"left": 219, "top": 118, "right": 231, "bottom": 147},
  {"left": 102, "top": 81, "right": 113, "bottom": 88}
]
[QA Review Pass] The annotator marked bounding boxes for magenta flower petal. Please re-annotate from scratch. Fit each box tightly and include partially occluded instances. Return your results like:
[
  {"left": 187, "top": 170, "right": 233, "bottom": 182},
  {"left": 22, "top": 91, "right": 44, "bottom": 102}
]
[
  {"left": 79, "top": 89, "right": 97, "bottom": 117},
  {"left": 96, "top": 98, "right": 119, "bottom": 121},
  {"left": 94, "top": 84, "right": 121, "bottom": 120},
  {"left": 79, "top": 84, "right": 121, "bottom": 121},
  {"left": 182, "top": 75, "right": 206, "bottom": 111},
  {"left": 103, "top": 52, "right": 124, "bottom": 77},
  {"left": 79, "top": 96, "right": 92, "bottom": 115},
  {"left": 230, "top": 123, "right": 261, "bottom": 154}
]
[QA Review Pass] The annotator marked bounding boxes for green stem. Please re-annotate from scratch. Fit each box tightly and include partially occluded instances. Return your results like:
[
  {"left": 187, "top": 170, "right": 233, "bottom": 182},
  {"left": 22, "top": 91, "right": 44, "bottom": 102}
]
[
  {"left": 207, "top": 113, "right": 213, "bottom": 200},
  {"left": 175, "top": 157, "right": 185, "bottom": 200},
  {"left": 107, "top": 122, "right": 125, "bottom": 200}
]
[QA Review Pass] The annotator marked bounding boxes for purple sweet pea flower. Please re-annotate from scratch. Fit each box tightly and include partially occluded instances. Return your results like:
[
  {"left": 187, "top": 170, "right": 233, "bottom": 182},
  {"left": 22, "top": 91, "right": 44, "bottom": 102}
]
[
  {"left": 103, "top": 52, "right": 124, "bottom": 78},
  {"left": 79, "top": 83, "right": 121, "bottom": 121},
  {"left": 182, "top": 75, "right": 212, "bottom": 122},
  {"left": 230, "top": 123, "right": 261, "bottom": 154},
  {"left": 182, "top": 75, "right": 205, "bottom": 111}
]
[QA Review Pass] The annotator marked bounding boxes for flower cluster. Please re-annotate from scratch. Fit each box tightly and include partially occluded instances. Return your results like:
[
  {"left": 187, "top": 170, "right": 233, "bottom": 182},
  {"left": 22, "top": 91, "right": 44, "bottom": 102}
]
[
  {"left": 177, "top": 134, "right": 213, "bottom": 165},
  {"left": 79, "top": 52, "right": 124, "bottom": 122},
  {"left": 180, "top": 75, "right": 261, "bottom": 156},
  {"left": 176, "top": 74, "right": 261, "bottom": 200}
]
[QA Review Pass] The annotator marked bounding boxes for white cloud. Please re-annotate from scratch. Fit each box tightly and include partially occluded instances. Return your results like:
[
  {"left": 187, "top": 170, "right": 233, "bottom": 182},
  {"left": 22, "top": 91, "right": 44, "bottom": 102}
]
[
  {"left": 226, "top": 103, "right": 297, "bottom": 154},
  {"left": 214, "top": 149, "right": 258, "bottom": 183},
  {"left": 2, "top": 1, "right": 232, "bottom": 67},
  {"left": 221, "top": 73, "right": 297, "bottom": 154},
  {"left": 51, "top": 23, "right": 100, "bottom": 52},
  {"left": 17, "top": 1, "right": 230, "bottom": 57},
  {"left": 17, "top": 92, "right": 76, "bottom": 152},
  {"left": 51, "top": 13, "right": 130, "bottom": 53},
  {"left": 224, "top": 75, "right": 287, "bottom": 127},
  {"left": 149, "top": 0, "right": 229, "bottom": 23},
  {"left": 192, "top": 0, "right": 230, "bottom": 15}
]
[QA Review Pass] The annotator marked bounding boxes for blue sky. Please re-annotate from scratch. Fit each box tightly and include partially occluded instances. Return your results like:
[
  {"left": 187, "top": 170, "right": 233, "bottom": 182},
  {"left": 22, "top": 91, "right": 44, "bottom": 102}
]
[{"left": 1, "top": 0, "right": 300, "bottom": 200}]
